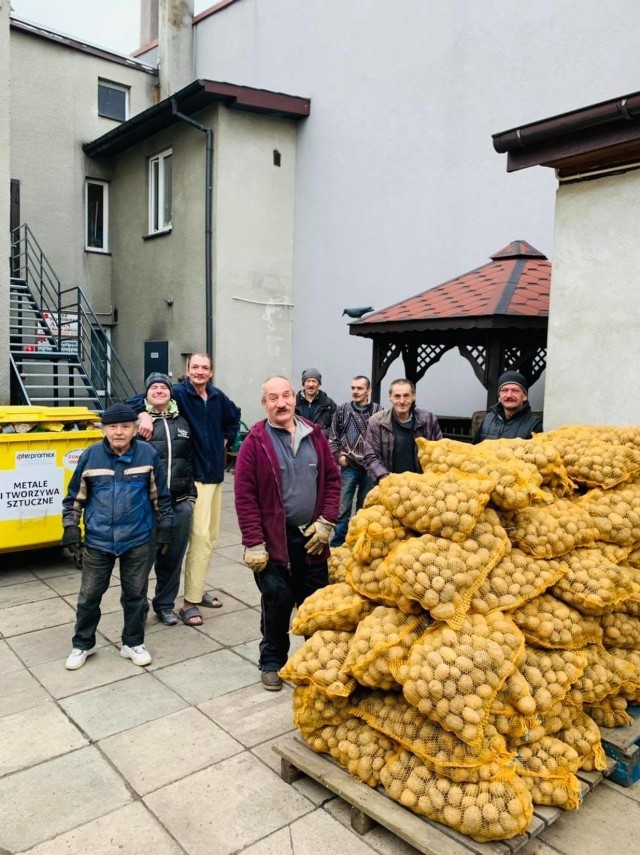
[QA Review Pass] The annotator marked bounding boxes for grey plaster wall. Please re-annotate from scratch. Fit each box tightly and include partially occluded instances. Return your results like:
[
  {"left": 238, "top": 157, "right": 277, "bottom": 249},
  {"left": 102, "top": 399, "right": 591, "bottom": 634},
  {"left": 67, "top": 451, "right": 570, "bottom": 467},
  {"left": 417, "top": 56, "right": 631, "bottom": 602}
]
[{"left": 0, "top": 2, "right": 10, "bottom": 403}]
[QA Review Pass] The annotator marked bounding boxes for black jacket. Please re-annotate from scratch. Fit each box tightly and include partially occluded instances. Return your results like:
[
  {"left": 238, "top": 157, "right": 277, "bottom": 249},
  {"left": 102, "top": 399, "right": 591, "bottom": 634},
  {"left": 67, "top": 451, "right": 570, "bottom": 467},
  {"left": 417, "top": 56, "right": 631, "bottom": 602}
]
[
  {"left": 295, "top": 389, "right": 337, "bottom": 437},
  {"left": 146, "top": 411, "right": 197, "bottom": 503},
  {"left": 473, "top": 402, "right": 543, "bottom": 444}
]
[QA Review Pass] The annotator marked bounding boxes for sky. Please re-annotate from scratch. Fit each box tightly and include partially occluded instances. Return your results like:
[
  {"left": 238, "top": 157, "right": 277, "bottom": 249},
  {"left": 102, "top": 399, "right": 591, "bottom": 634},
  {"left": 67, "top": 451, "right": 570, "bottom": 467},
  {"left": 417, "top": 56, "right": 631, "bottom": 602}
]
[{"left": 11, "top": 0, "right": 211, "bottom": 55}]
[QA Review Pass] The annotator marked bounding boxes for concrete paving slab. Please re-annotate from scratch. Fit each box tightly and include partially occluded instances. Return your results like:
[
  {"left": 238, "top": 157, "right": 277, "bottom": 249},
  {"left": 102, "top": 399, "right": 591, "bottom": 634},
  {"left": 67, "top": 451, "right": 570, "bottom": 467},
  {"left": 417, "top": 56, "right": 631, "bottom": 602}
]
[
  {"left": 7, "top": 622, "right": 108, "bottom": 668},
  {"left": 250, "top": 737, "right": 335, "bottom": 807},
  {"left": 197, "top": 589, "right": 250, "bottom": 615},
  {"left": 99, "top": 706, "right": 243, "bottom": 795},
  {"left": 237, "top": 826, "right": 293, "bottom": 854},
  {"left": 154, "top": 647, "right": 259, "bottom": 705},
  {"left": 290, "top": 807, "right": 393, "bottom": 855},
  {"left": 0, "top": 638, "right": 24, "bottom": 674},
  {"left": 324, "top": 795, "right": 425, "bottom": 854},
  {"left": 214, "top": 543, "right": 246, "bottom": 563},
  {"left": 215, "top": 528, "right": 243, "bottom": 549},
  {"left": 31, "top": 644, "right": 138, "bottom": 699},
  {"left": 63, "top": 583, "right": 122, "bottom": 613},
  {"left": 0, "top": 746, "right": 132, "bottom": 852},
  {"left": 0, "top": 701, "right": 87, "bottom": 776},
  {"left": 199, "top": 681, "right": 295, "bottom": 748},
  {"left": 0, "top": 579, "right": 59, "bottom": 608},
  {"left": 212, "top": 565, "right": 261, "bottom": 607},
  {"left": 0, "top": 596, "right": 76, "bottom": 636},
  {"left": 17, "top": 802, "right": 183, "bottom": 855},
  {"left": 232, "top": 638, "right": 261, "bottom": 667},
  {"left": 0, "top": 567, "right": 36, "bottom": 586},
  {"left": 197, "top": 605, "right": 261, "bottom": 646},
  {"left": 29, "top": 557, "right": 77, "bottom": 578},
  {"left": 59, "top": 672, "right": 188, "bottom": 740},
  {"left": 603, "top": 775, "right": 640, "bottom": 805},
  {"left": 0, "top": 666, "right": 52, "bottom": 718},
  {"left": 144, "top": 751, "right": 314, "bottom": 855},
  {"left": 144, "top": 623, "right": 221, "bottom": 670},
  {"left": 42, "top": 570, "right": 116, "bottom": 597},
  {"left": 537, "top": 777, "right": 640, "bottom": 855}
]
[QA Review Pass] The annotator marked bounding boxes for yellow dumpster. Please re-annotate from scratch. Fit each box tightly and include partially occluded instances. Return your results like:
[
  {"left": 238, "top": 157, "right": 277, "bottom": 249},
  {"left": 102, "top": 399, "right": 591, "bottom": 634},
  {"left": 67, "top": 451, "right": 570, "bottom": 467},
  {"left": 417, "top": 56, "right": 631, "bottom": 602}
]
[{"left": 0, "top": 406, "right": 102, "bottom": 552}]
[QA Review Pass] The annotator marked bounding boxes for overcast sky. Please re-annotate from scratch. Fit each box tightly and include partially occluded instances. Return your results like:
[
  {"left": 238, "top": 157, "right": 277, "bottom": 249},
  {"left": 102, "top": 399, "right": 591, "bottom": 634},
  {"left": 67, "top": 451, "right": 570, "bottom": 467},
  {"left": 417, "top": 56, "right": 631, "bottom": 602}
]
[{"left": 11, "top": 0, "right": 211, "bottom": 55}]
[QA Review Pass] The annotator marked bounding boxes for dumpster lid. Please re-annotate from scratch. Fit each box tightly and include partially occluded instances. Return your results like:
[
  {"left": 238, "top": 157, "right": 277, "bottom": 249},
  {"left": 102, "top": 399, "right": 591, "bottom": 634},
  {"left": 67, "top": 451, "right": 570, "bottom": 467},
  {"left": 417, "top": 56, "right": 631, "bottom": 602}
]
[{"left": 0, "top": 406, "right": 101, "bottom": 423}]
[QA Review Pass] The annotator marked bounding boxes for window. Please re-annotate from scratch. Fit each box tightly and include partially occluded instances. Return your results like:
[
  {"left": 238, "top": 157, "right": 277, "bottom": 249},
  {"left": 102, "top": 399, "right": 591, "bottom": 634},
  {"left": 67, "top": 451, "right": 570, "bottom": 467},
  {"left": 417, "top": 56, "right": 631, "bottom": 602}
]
[
  {"left": 85, "top": 180, "right": 108, "bottom": 251},
  {"left": 98, "top": 80, "right": 128, "bottom": 121},
  {"left": 148, "top": 149, "right": 173, "bottom": 233}
]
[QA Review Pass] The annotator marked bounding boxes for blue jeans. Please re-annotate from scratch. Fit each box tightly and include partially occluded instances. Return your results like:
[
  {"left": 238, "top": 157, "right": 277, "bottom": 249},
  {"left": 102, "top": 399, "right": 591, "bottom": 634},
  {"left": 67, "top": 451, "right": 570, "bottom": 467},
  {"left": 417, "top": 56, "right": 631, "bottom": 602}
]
[
  {"left": 331, "top": 465, "right": 373, "bottom": 546},
  {"left": 72, "top": 543, "right": 151, "bottom": 650},
  {"left": 253, "top": 528, "right": 328, "bottom": 671},
  {"left": 150, "top": 499, "right": 194, "bottom": 612}
]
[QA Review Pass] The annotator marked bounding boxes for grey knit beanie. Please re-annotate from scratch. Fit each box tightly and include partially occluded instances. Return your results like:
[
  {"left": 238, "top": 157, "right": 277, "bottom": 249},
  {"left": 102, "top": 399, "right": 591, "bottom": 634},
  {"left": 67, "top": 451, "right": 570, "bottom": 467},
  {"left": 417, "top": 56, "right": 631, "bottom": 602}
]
[
  {"left": 301, "top": 368, "right": 322, "bottom": 384},
  {"left": 498, "top": 371, "right": 528, "bottom": 394},
  {"left": 145, "top": 372, "right": 172, "bottom": 394}
]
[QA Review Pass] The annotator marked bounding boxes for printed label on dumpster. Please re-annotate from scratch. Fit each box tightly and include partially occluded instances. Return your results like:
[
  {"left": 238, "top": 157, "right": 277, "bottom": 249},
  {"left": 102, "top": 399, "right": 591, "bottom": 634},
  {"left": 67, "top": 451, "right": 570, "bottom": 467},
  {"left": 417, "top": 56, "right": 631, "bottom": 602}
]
[
  {"left": 15, "top": 451, "right": 56, "bottom": 466},
  {"left": 63, "top": 449, "right": 86, "bottom": 471},
  {"left": 0, "top": 456, "right": 64, "bottom": 519}
]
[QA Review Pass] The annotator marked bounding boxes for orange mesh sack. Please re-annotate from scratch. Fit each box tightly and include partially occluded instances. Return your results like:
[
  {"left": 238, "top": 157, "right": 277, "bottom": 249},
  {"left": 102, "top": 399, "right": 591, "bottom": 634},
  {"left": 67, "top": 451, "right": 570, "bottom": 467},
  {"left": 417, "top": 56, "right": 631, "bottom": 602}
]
[
  {"left": 394, "top": 612, "right": 525, "bottom": 747},
  {"left": 511, "top": 593, "right": 603, "bottom": 649},
  {"left": 490, "top": 437, "right": 574, "bottom": 494},
  {"left": 579, "top": 484, "right": 640, "bottom": 545},
  {"left": 328, "top": 546, "right": 354, "bottom": 583},
  {"left": 514, "top": 736, "right": 581, "bottom": 810},
  {"left": 552, "top": 708, "right": 607, "bottom": 772},
  {"left": 346, "top": 556, "right": 422, "bottom": 614},
  {"left": 352, "top": 690, "right": 515, "bottom": 783},
  {"left": 278, "top": 630, "right": 356, "bottom": 697},
  {"left": 290, "top": 582, "right": 374, "bottom": 635},
  {"left": 302, "top": 716, "right": 398, "bottom": 786},
  {"left": 505, "top": 499, "right": 599, "bottom": 559},
  {"left": 416, "top": 437, "right": 546, "bottom": 511},
  {"left": 607, "top": 648, "right": 640, "bottom": 702},
  {"left": 379, "top": 508, "right": 510, "bottom": 628},
  {"left": 601, "top": 611, "right": 640, "bottom": 649},
  {"left": 469, "top": 549, "right": 567, "bottom": 616},
  {"left": 564, "top": 644, "right": 636, "bottom": 706},
  {"left": 341, "top": 606, "right": 428, "bottom": 690},
  {"left": 380, "top": 749, "right": 533, "bottom": 842},
  {"left": 519, "top": 646, "right": 588, "bottom": 714},
  {"left": 345, "top": 504, "right": 406, "bottom": 562},
  {"left": 377, "top": 469, "right": 495, "bottom": 540},
  {"left": 543, "top": 426, "right": 640, "bottom": 488},
  {"left": 292, "top": 684, "right": 355, "bottom": 738},
  {"left": 551, "top": 547, "right": 640, "bottom": 615},
  {"left": 585, "top": 697, "right": 633, "bottom": 728}
]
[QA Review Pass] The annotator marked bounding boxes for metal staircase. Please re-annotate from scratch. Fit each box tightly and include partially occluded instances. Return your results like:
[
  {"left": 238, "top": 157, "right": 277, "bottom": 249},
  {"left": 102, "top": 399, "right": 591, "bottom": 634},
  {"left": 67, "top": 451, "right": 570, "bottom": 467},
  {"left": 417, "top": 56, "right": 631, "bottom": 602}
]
[{"left": 9, "top": 224, "right": 136, "bottom": 411}]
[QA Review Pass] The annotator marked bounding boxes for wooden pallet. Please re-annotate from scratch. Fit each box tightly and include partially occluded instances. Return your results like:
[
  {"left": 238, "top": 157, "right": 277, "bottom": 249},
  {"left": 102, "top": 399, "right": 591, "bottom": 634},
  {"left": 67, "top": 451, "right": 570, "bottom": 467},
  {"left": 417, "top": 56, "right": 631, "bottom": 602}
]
[
  {"left": 273, "top": 735, "right": 610, "bottom": 855},
  {"left": 600, "top": 705, "right": 640, "bottom": 787}
]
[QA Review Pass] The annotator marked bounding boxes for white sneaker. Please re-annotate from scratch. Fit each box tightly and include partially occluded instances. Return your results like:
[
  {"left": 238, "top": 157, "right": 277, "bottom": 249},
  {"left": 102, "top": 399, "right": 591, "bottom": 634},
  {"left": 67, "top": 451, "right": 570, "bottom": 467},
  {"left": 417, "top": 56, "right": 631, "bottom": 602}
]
[
  {"left": 65, "top": 647, "right": 95, "bottom": 670},
  {"left": 120, "top": 644, "right": 152, "bottom": 666}
]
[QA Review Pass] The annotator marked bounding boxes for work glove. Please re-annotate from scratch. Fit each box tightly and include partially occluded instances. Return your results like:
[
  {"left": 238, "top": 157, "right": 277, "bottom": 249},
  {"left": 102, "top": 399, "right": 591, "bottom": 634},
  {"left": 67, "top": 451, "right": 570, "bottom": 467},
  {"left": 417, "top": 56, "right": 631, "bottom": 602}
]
[
  {"left": 61, "top": 525, "right": 83, "bottom": 569},
  {"left": 156, "top": 527, "right": 173, "bottom": 556},
  {"left": 243, "top": 544, "right": 269, "bottom": 573},
  {"left": 303, "top": 516, "right": 335, "bottom": 556}
]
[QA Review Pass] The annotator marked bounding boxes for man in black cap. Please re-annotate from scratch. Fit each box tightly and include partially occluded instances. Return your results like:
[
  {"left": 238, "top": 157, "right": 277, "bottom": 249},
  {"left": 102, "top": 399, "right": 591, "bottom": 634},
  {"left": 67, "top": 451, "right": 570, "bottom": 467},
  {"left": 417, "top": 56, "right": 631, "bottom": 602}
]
[
  {"left": 295, "top": 368, "right": 336, "bottom": 437},
  {"left": 473, "top": 371, "right": 543, "bottom": 443},
  {"left": 61, "top": 403, "right": 173, "bottom": 670}
]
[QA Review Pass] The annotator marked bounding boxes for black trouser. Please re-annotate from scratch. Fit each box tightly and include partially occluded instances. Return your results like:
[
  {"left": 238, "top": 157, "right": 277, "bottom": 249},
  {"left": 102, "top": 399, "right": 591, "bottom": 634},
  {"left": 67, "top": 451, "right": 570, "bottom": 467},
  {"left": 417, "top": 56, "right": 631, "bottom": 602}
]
[{"left": 253, "top": 528, "right": 328, "bottom": 672}]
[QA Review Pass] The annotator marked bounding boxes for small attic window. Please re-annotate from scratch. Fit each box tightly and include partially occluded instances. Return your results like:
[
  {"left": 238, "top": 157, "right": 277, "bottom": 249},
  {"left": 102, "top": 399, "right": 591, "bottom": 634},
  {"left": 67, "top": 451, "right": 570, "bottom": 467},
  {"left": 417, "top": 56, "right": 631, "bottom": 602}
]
[{"left": 98, "top": 80, "right": 129, "bottom": 122}]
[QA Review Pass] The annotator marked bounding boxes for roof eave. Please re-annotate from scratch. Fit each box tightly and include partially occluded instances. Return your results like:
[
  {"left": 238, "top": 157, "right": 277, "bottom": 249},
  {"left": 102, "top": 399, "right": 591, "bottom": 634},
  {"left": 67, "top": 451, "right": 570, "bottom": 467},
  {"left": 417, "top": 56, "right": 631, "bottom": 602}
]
[{"left": 349, "top": 316, "right": 548, "bottom": 337}]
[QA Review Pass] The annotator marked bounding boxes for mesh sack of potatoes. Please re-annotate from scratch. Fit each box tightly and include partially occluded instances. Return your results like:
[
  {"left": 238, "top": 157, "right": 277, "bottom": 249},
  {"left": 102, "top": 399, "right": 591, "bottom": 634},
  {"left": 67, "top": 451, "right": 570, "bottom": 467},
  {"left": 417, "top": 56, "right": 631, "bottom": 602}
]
[
  {"left": 292, "top": 684, "right": 355, "bottom": 738},
  {"left": 279, "top": 630, "right": 357, "bottom": 697},
  {"left": 346, "top": 556, "right": 422, "bottom": 614},
  {"left": 542, "top": 426, "right": 640, "bottom": 488},
  {"left": 490, "top": 437, "right": 575, "bottom": 494},
  {"left": 345, "top": 503, "right": 406, "bottom": 563},
  {"left": 380, "top": 748, "right": 533, "bottom": 842},
  {"left": 519, "top": 646, "right": 588, "bottom": 715},
  {"left": 379, "top": 508, "right": 510, "bottom": 628},
  {"left": 469, "top": 548, "right": 568, "bottom": 616},
  {"left": 551, "top": 547, "right": 640, "bottom": 615},
  {"left": 488, "top": 669, "right": 540, "bottom": 741},
  {"left": 393, "top": 612, "right": 525, "bottom": 747},
  {"left": 328, "top": 546, "right": 354, "bottom": 583},
  {"left": 290, "top": 582, "right": 375, "bottom": 635},
  {"left": 600, "top": 611, "right": 640, "bottom": 649},
  {"left": 578, "top": 484, "right": 640, "bottom": 545},
  {"left": 352, "top": 690, "right": 515, "bottom": 783},
  {"left": 416, "top": 437, "right": 546, "bottom": 511},
  {"left": 564, "top": 644, "right": 637, "bottom": 706},
  {"left": 514, "top": 736, "right": 582, "bottom": 810},
  {"left": 585, "top": 696, "right": 633, "bottom": 728},
  {"left": 552, "top": 708, "right": 607, "bottom": 772},
  {"left": 377, "top": 469, "right": 495, "bottom": 541},
  {"left": 340, "top": 606, "right": 428, "bottom": 690},
  {"left": 606, "top": 648, "right": 640, "bottom": 702},
  {"left": 504, "top": 499, "right": 599, "bottom": 559},
  {"left": 317, "top": 716, "right": 400, "bottom": 786},
  {"left": 511, "top": 593, "right": 603, "bottom": 649}
]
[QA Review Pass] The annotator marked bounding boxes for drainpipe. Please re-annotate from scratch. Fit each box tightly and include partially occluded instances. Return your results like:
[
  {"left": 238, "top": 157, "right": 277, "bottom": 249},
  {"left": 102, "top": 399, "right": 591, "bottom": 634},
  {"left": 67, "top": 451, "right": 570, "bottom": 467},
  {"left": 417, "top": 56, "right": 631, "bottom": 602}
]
[{"left": 171, "top": 98, "right": 214, "bottom": 357}]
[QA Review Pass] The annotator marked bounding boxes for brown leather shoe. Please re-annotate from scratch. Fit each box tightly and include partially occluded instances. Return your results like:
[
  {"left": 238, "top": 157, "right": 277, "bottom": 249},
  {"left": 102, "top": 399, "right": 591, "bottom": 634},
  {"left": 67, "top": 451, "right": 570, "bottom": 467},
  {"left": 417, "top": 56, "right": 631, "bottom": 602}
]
[{"left": 261, "top": 671, "right": 283, "bottom": 691}]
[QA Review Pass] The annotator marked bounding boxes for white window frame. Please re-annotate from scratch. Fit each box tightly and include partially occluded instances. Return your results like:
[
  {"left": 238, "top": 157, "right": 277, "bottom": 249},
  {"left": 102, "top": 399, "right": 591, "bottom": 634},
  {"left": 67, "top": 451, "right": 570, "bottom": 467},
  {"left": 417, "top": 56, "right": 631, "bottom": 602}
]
[
  {"left": 85, "top": 179, "right": 109, "bottom": 252},
  {"left": 148, "top": 149, "right": 173, "bottom": 234},
  {"left": 97, "top": 79, "right": 129, "bottom": 121}
]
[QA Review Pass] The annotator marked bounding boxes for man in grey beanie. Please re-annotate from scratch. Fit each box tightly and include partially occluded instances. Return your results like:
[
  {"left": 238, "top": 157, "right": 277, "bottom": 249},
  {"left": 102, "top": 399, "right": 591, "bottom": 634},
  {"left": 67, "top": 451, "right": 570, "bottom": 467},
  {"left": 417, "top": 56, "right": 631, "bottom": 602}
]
[
  {"left": 295, "top": 368, "right": 336, "bottom": 437},
  {"left": 473, "top": 371, "right": 543, "bottom": 443}
]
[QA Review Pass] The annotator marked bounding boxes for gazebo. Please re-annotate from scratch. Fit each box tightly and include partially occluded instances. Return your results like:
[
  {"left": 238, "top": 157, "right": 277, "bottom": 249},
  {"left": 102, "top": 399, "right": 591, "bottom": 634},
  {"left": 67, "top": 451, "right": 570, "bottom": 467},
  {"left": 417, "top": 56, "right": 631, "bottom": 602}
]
[{"left": 349, "top": 241, "right": 550, "bottom": 428}]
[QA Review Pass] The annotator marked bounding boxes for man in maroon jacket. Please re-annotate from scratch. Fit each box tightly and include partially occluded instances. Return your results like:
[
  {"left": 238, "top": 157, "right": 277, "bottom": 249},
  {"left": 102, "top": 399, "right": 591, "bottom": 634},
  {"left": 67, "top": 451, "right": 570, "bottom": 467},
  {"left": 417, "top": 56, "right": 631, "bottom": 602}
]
[{"left": 234, "top": 375, "right": 340, "bottom": 691}]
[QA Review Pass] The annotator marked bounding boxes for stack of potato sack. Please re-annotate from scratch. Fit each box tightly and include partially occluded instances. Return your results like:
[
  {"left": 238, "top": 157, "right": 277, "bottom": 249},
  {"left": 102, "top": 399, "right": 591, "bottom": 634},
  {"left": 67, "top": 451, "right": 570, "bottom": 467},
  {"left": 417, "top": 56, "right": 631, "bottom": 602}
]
[{"left": 279, "top": 427, "right": 640, "bottom": 842}]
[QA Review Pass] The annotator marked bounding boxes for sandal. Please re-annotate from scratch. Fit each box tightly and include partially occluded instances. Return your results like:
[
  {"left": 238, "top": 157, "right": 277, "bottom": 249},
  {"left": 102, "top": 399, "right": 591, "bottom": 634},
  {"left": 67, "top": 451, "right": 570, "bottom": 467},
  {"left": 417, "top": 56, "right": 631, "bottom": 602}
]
[
  {"left": 200, "top": 592, "right": 223, "bottom": 609},
  {"left": 178, "top": 606, "right": 203, "bottom": 627}
]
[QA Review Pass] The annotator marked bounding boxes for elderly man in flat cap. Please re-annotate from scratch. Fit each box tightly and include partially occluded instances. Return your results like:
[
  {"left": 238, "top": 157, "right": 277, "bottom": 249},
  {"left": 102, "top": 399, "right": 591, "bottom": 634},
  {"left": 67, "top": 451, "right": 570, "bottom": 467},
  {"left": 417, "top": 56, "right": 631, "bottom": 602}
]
[
  {"left": 473, "top": 371, "right": 543, "bottom": 443},
  {"left": 294, "top": 368, "right": 336, "bottom": 438}
]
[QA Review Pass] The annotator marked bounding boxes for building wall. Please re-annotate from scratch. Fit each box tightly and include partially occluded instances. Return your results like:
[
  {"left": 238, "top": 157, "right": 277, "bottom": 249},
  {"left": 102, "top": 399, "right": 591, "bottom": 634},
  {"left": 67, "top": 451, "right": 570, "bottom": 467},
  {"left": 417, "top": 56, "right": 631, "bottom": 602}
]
[
  {"left": 193, "top": 0, "right": 640, "bottom": 415},
  {"left": 545, "top": 170, "right": 640, "bottom": 427},
  {"left": 0, "top": 2, "right": 10, "bottom": 403}
]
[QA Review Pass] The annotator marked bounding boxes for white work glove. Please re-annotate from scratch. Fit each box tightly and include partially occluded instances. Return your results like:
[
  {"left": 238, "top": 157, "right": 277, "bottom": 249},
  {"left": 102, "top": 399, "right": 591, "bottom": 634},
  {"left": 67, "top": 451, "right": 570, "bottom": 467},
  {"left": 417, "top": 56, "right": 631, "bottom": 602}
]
[
  {"left": 303, "top": 516, "right": 335, "bottom": 556},
  {"left": 243, "top": 543, "right": 269, "bottom": 572}
]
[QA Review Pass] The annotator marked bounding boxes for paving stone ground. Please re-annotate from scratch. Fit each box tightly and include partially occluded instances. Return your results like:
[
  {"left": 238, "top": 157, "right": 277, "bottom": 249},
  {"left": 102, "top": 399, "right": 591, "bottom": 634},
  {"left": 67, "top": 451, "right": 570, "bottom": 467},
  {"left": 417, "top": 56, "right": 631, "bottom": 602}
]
[{"left": 0, "top": 479, "right": 638, "bottom": 854}]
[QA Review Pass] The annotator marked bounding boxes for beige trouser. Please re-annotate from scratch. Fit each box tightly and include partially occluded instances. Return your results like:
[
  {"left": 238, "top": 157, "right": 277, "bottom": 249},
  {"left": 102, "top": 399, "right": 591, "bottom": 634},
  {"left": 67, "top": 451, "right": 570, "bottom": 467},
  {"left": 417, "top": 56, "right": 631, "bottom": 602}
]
[{"left": 183, "top": 481, "right": 223, "bottom": 603}]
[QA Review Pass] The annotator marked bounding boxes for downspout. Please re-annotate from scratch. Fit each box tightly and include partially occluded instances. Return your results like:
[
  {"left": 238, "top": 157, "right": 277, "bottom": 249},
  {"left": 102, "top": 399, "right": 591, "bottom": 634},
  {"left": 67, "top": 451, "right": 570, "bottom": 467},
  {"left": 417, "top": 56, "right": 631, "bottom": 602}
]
[{"left": 170, "top": 98, "right": 214, "bottom": 357}]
